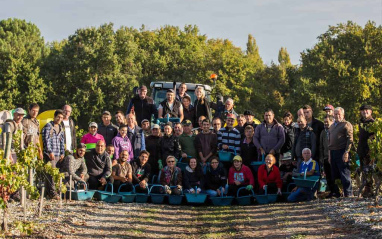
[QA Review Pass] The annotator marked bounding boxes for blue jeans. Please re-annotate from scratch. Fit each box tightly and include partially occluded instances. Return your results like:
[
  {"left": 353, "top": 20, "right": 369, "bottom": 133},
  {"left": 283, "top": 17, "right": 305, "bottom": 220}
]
[
  {"left": 330, "top": 149, "right": 352, "bottom": 196},
  {"left": 288, "top": 187, "right": 314, "bottom": 202}
]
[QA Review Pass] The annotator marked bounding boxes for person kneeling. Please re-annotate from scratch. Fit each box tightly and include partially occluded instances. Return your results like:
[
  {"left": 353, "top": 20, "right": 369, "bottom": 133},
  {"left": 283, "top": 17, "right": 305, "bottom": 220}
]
[
  {"left": 112, "top": 150, "right": 133, "bottom": 192},
  {"left": 288, "top": 148, "right": 320, "bottom": 202},
  {"left": 183, "top": 158, "right": 205, "bottom": 194},
  {"left": 204, "top": 157, "right": 227, "bottom": 197},
  {"left": 228, "top": 156, "right": 254, "bottom": 196},
  {"left": 257, "top": 154, "right": 282, "bottom": 195},
  {"left": 160, "top": 156, "right": 182, "bottom": 195},
  {"left": 131, "top": 150, "right": 151, "bottom": 194},
  {"left": 60, "top": 143, "right": 89, "bottom": 188}
]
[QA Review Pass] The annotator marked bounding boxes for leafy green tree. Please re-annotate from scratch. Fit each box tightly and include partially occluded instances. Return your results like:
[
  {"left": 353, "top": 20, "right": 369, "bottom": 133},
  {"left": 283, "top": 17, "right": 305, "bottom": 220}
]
[
  {"left": 0, "top": 18, "right": 47, "bottom": 109},
  {"left": 301, "top": 21, "right": 381, "bottom": 122}
]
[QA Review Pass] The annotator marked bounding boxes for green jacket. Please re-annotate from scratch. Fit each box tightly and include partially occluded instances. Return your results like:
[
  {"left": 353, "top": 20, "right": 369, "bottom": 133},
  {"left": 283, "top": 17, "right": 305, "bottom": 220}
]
[{"left": 179, "top": 133, "right": 197, "bottom": 159}]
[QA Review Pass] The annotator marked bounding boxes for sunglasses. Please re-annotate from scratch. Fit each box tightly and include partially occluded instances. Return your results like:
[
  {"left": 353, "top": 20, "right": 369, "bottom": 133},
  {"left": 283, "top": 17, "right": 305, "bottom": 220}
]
[{"left": 167, "top": 161, "right": 175, "bottom": 163}]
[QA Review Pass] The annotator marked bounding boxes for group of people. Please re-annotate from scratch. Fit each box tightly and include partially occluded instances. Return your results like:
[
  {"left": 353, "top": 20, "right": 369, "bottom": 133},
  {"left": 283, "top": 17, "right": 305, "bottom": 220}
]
[{"left": 2, "top": 82, "right": 375, "bottom": 202}]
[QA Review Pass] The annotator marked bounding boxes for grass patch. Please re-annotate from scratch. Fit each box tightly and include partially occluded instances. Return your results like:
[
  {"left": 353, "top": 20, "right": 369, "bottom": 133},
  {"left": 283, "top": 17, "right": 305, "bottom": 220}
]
[
  {"left": 126, "top": 227, "right": 144, "bottom": 235},
  {"left": 290, "top": 234, "right": 307, "bottom": 239}
]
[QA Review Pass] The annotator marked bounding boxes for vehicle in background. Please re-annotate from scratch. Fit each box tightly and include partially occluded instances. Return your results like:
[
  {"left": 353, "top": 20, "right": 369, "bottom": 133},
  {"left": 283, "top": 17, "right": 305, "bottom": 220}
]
[{"left": 150, "top": 82, "right": 212, "bottom": 107}]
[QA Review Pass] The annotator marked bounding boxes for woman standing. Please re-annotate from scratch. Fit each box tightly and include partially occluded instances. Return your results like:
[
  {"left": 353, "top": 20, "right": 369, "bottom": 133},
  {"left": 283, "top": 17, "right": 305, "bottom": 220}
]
[{"left": 194, "top": 86, "right": 212, "bottom": 122}]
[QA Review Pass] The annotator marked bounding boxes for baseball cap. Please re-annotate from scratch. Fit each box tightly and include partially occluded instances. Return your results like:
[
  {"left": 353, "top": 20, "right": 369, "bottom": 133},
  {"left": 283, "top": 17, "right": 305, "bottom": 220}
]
[
  {"left": 14, "top": 108, "right": 25, "bottom": 115},
  {"left": 151, "top": 124, "right": 160, "bottom": 130},
  {"left": 182, "top": 119, "right": 192, "bottom": 126},
  {"left": 102, "top": 111, "right": 111, "bottom": 116},
  {"left": 244, "top": 110, "right": 254, "bottom": 116},
  {"left": 141, "top": 119, "right": 149, "bottom": 124},
  {"left": 233, "top": 155, "right": 242, "bottom": 162},
  {"left": 323, "top": 105, "right": 334, "bottom": 111},
  {"left": 89, "top": 122, "right": 98, "bottom": 128},
  {"left": 359, "top": 104, "right": 372, "bottom": 111},
  {"left": 281, "top": 152, "right": 292, "bottom": 161}
]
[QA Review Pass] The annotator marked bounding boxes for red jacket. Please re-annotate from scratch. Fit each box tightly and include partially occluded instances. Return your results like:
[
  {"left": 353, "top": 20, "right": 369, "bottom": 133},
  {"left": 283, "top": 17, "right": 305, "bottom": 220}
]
[
  {"left": 228, "top": 165, "right": 254, "bottom": 186},
  {"left": 257, "top": 164, "right": 282, "bottom": 189}
]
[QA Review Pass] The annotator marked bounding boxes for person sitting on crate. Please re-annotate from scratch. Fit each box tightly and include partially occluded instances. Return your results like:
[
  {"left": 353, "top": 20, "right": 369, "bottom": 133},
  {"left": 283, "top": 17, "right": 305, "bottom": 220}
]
[
  {"left": 160, "top": 155, "right": 183, "bottom": 195},
  {"left": 288, "top": 148, "right": 320, "bottom": 202},
  {"left": 279, "top": 152, "right": 296, "bottom": 191},
  {"left": 228, "top": 156, "right": 254, "bottom": 197},
  {"left": 111, "top": 150, "right": 133, "bottom": 192},
  {"left": 217, "top": 113, "right": 241, "bottom": 170},
  {"left": 157, "top": 122, "right": 181, "bottom": 170},
  {"left": 85, "top": 140, "right": 113, "bottom": 190},
  {"left": 131, "top": 150, "right": 151, "bottom": 193},
  {"left": 60, "top": 143, "right": 89, "bottom": 188},
  {"left": 204, "top": 157, "right": 227, "bottom": 197},
  {"left": 183, "top": 158, "right": 205, "bottom": 194},
  {"left": 257, "top": 154, "right": 282, "bottom": 195}
]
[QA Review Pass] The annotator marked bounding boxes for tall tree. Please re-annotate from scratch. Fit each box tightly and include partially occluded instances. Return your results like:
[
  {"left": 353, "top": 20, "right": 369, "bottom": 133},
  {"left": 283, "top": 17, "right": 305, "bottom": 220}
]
[{"left": 0, "top": 18, "right": 47, "bottom": 109}]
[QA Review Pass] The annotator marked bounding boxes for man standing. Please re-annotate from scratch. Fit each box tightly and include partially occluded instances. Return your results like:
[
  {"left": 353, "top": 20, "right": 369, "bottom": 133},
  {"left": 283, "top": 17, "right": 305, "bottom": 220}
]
[
  {"left": 176, "top": 83, "right": 190, "bottom": 102},
  {"left": 42, "top": 109, "right": 65, "bottom": 199},
  {"left": 254, "top": 109, "right": 285, "bottom": 163},
  {"left": 319, "top": 115, "right": 336, "bottom": 198},
  {"left": 243, "top": 110, "right": 257, "bottom": 129},
  {"left": 3, "top": 108, "right": 25, "bottom": 163},
  {"left": 357, "top": 104, "right": 375, "bottom": 197},
  {"left": 179, "top": 120, "right": 197, "bottom": 159},
  {"left": 303, "top": 105, "right": 324, "bottom": 159},
  {"left": 292, "top": 116, "right": 316, "bottom": 169},
  {"left": 22, "top": 103, "right": 43, "bottom": 159},
  {"left": 85, "top": 140, "right": 113, "bottom": 190},
  {"left": 141, "top": 119, "right": 151, "bottom": 137},
  {"left": 217, "top": 113, "right": 241, "bottom": 155},
  {"left": 212, "top": 117, "right": 222, "bottom": 134},
  {"left": 195, "top": 119, "right": 217, "bottom": 166},
  {"left": 218, "top": 98, "right": 238, "bottom": 123},
  {"left": 126, "top": 113, "right": 146, "bottom": 159},
  {"left": 328, "top": 107, "right": 353, "bottom": 197},
  {"left": 235, "top": 114, "right": 247, "bottom": 139},
  {"left": 323, "top": 105, "right": 334, "bottom": 116},
  {"left": 98, "top": 111, "right": 118, "bottom": 145},
  {"left": 182, "top": 95, "right": 195, "bottom": 126},
  {"left": 61, "top": 105, "right": 77, "bottom": 153},
  {"left": 115, "top": 110, "right": 126, "bottom": 128},
  {"left": 173, "top": 122, "right": 183, "bottom": 137},
  {"left": 126, "top": 85, "right": 157, "bottom": 127}
]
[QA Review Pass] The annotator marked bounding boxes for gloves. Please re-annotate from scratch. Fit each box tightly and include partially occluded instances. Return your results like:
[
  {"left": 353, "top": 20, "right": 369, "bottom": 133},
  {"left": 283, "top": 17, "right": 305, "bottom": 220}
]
[
  {"left": 196, "top": 188, "right": 201, "bottom": 194},
  {"left": 189, "top": 188, "right": 195, "bottom": 193},
  {"left": 164, "top": 185, "right": 171, "bottom": 194},
  {"left": 246, "top": 185, "right": 253, "bottom": 191},
  {"left": 158, "top": 160, "right": 163, "bottom": 170}
]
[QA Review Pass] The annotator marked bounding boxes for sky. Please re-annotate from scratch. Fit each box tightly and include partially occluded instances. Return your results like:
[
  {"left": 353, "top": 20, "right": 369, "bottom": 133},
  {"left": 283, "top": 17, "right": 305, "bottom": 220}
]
[{"left": 0, "top": 0, "right": 380, "bottom": 65}]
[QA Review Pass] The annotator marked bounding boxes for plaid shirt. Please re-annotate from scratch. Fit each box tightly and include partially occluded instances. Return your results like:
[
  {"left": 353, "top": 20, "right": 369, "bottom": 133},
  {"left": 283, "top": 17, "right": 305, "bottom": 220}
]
[{"left": 42, "top": 121, "right": 65, "bottom": 157}]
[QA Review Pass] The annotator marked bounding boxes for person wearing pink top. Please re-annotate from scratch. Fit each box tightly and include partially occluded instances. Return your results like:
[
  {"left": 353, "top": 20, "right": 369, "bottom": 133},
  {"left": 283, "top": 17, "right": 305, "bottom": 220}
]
[{"left": 81, "top": 122, "right": 105, "bottom": 144}]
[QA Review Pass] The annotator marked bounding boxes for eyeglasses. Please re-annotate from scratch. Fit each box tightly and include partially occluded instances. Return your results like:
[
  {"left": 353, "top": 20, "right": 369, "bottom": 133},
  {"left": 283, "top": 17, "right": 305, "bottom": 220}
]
[{"left": 167, "top": 161, "right": 175, "bottom": 163}]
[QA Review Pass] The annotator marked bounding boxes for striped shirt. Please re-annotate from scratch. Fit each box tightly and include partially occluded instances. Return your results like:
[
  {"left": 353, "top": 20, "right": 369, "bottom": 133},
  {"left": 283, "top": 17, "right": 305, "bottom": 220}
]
[{"left": 217, "top": 127, "right": 241, "bottom": 155}]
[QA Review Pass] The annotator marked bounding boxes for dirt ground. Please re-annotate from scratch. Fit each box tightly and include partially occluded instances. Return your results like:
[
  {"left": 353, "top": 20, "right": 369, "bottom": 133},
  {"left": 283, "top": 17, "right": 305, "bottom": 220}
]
[{"left": 1, "top": 197, "right": 380, "bottom": 239}]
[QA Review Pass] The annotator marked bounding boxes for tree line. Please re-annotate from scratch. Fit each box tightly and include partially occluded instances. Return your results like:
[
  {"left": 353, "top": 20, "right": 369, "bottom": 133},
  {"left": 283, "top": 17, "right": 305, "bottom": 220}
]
[{"left": 0, "top": 18, "right": 380, "bottom": 129}]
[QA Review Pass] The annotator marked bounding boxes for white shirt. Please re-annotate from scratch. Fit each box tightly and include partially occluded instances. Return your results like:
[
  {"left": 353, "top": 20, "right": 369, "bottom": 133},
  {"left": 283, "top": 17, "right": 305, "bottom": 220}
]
[{"left": 63, "top": 120, "right": 72, "bottom": 152}]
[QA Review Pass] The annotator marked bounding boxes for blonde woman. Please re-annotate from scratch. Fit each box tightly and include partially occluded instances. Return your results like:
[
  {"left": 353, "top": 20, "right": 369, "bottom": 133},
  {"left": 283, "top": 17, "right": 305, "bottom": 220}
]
[{"left": 194, "top": 86, "right": 212, "bottom": 122}]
